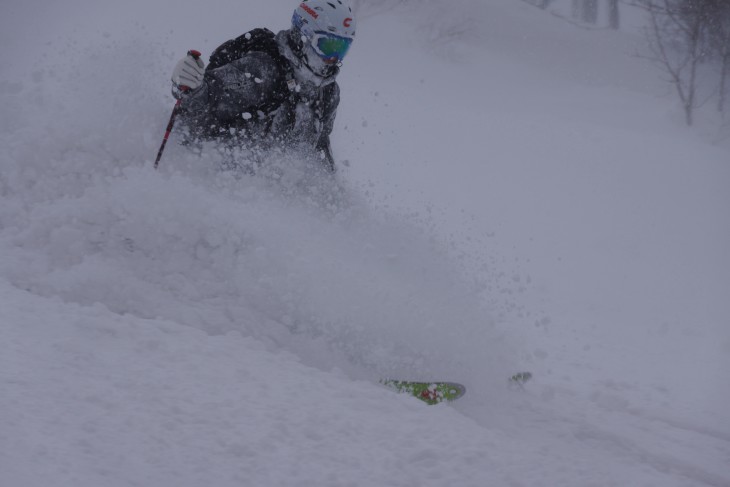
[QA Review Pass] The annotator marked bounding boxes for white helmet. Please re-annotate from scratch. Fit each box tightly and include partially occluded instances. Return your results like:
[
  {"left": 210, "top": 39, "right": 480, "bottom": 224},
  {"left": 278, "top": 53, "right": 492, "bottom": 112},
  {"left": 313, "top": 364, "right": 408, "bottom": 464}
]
[{"left": 291, "top": 0, "right": 356, "bottom": 78}]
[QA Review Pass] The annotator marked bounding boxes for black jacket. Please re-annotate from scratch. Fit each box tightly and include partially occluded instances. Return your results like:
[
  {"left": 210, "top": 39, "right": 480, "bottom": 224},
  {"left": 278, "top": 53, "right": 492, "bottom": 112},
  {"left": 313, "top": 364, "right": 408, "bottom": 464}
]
[{"left": 178, "top": 29, "right": 340, "bottom": 170}]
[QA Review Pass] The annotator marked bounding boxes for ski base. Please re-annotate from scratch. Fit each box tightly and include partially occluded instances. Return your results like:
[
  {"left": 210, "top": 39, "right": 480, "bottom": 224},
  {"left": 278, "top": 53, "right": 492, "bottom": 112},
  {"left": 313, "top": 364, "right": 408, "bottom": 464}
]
[
  {"left": 381, "top": 380, "right": 466, "bottom": 405},
  {"left": 508, "top": 372, "right": 533, "bottom": 386}
]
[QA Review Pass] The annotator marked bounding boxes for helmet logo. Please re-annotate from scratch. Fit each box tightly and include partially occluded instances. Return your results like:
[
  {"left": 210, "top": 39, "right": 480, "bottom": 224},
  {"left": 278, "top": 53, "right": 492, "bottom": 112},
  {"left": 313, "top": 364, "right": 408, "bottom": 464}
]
[
  {"left": 343, "top": 17, "right": 352, "bottom": 27},
  {"left": 300, "top": 2, "right": 319, "bottom": 19}
]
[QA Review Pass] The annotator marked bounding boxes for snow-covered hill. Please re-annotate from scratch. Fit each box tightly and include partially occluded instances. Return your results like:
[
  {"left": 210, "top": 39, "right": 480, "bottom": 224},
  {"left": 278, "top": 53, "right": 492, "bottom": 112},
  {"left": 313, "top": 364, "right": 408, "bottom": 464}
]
[{"left": 1, "top": 0, "right": 729, "bottom": 485}]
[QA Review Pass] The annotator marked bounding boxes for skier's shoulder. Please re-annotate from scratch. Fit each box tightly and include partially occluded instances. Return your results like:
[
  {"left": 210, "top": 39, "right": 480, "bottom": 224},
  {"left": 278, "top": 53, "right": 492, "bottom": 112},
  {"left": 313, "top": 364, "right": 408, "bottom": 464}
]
[{"left": 207, "top": 28, "right": 285, "bottom": 72}]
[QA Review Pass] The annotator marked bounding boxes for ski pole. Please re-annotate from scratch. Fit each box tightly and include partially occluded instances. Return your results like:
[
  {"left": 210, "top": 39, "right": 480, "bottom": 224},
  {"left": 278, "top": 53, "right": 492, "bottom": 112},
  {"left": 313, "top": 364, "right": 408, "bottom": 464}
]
[{"left": 154, "top": 50, "right": 201, "bottom": 169}]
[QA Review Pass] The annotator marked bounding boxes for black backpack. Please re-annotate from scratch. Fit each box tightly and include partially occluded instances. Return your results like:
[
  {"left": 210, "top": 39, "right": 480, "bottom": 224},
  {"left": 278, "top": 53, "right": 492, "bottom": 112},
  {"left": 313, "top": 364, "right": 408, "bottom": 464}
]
[
  {"left": 207, "top": 28, "right": 287, "bottom": 72},
  {"left": 205, "top": 28, "right": 293, "bottom": 114}
]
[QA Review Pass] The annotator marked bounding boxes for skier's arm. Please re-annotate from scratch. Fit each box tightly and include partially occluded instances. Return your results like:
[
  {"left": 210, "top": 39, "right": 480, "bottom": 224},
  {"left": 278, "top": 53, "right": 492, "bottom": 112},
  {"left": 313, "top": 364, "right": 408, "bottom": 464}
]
[
  {"left": 316, "top": 82, "right": 341, "bottom": 171},
  {"left": 170, "top": 51, "right": 211, "bottom": 115}
]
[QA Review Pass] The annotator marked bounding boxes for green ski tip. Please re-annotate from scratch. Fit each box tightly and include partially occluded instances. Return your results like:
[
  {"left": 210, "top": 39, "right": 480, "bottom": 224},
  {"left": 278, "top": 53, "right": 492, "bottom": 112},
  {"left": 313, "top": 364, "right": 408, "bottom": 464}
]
[{"left": 380, "top": 380, "right": 466, "bottom": 405}]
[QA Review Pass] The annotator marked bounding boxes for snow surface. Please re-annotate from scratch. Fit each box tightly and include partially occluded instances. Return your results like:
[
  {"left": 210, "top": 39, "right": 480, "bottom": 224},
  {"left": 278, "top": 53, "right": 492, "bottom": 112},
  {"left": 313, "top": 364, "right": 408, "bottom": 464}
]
[{"left": 1, "top": 0, "right": 729, "bottom": 485}]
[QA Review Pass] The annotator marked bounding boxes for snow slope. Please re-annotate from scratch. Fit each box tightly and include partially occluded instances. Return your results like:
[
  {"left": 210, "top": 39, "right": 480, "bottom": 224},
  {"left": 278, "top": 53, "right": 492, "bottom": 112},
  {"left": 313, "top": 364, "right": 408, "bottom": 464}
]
[{"left": 1, "top": 0, "right": 729, "bottom": 485}]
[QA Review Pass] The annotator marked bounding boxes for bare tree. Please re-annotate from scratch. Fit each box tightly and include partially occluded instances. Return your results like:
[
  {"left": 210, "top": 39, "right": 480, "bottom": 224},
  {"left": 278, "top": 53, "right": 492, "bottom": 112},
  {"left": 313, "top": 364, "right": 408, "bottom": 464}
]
[
  {"left": 718, "top": 33, "right": 730, "bottom": 113},
  {"left": 608, "top": 0, "right": 620, "bottom": 29},
  {"left": 633, "top": 0, "right": 716, "bottom": 125},
  {"left": 705, "top": 0, "right": 730, "bottom": 113},
  {"left": 524, "top": 0, "right": 620, "bottom": 29}
]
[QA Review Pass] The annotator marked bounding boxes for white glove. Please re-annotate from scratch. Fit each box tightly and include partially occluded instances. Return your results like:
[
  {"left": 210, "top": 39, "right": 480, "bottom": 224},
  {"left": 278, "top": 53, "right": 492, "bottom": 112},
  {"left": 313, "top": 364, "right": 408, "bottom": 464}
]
[{"left": 171, "top": 50, "right": 204, "bottom": 94}]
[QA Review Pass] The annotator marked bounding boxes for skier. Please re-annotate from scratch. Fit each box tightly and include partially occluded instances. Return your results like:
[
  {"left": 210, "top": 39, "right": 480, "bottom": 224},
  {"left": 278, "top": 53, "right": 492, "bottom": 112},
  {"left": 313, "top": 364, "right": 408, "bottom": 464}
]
[{"left": 169, "top": 0, "right": 356, "bottom": 173}]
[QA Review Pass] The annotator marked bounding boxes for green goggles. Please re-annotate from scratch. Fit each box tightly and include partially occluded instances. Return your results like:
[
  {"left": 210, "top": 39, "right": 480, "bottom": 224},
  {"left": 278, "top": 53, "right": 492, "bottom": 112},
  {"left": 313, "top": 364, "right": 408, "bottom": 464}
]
[{"left": 312, "top": 32, "right": 353, "bottom": 63}]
